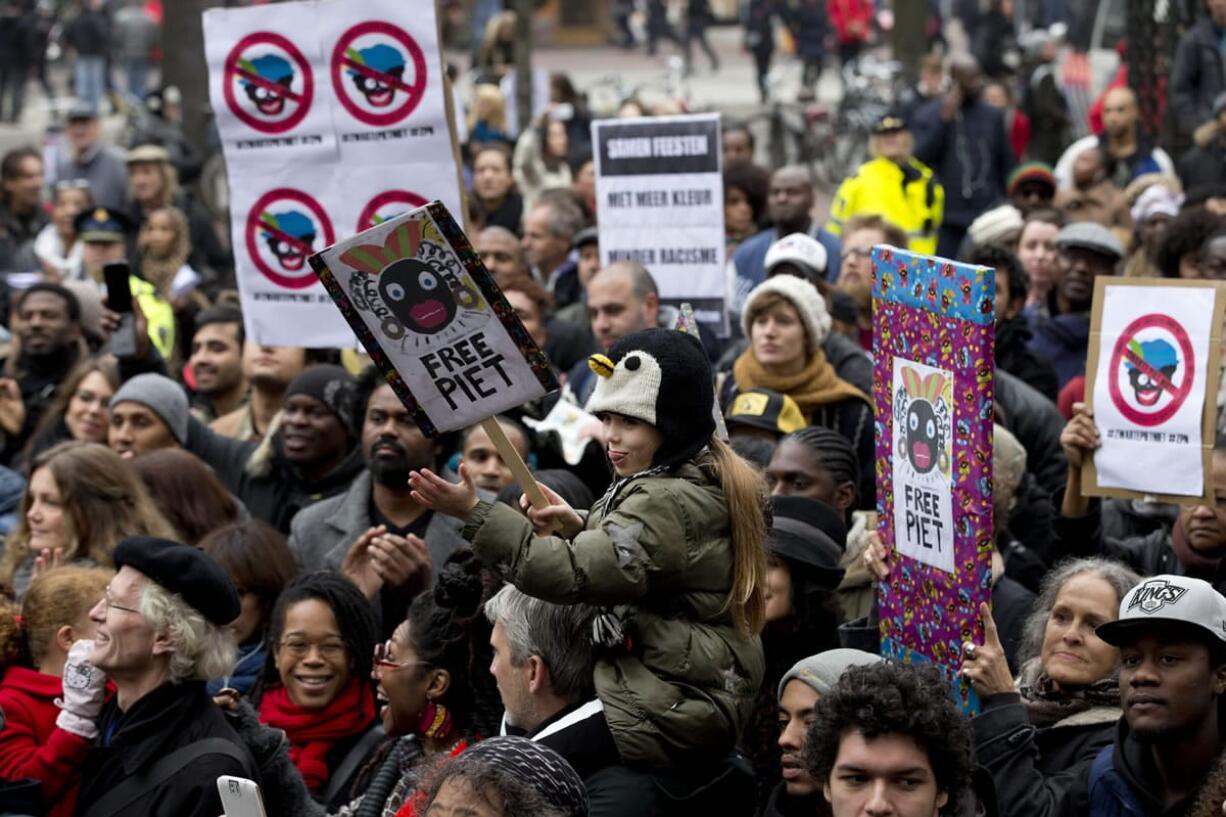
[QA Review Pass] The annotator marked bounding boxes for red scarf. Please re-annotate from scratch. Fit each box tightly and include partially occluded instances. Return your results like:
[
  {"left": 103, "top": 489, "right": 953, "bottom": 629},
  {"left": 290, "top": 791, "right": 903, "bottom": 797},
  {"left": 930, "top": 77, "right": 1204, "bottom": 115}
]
[{"left": 258, "top": 679, "right": 375, "bottom": 791}]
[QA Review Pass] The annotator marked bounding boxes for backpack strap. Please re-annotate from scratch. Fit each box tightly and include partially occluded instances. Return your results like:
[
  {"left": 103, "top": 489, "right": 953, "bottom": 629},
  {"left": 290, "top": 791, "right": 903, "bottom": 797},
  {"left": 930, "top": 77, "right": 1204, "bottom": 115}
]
[
  {"left": 322, "top": 725, "right": 386, "bottom": 805},
  {"left": 80, "top": 737, "right": 252, "bottom": 817}
]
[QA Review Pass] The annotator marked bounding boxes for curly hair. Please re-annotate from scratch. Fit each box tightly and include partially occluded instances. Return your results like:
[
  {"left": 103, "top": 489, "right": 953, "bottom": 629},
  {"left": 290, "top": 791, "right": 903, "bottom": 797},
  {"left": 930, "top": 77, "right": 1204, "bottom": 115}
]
[
  {"left": 140, "top": 579, "right": 237, "bottom": 683},
  {"left": 804, "top": 662, "right": 974, "bottom": 812},
  {"left": 1154, "top": 206, "right": 1226, "bottom": 278},
  {"left": 403, "top": 549, "right": 503, "bottom": 738}
]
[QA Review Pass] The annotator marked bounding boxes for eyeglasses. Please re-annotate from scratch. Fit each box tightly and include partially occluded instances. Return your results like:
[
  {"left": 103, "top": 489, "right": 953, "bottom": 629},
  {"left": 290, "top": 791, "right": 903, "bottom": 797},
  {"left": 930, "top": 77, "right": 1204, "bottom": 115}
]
[
  {"left": 278, "top": 639, "right": 347, "bottom": 659},
  {"left": 841, "top": 247, "right": 873, "bottom": 261},
  {"left": 373, "top": 640, "right": 428, "bottom": 672},
  {"left": 103, "top": 595, "right": 140, "bottom": 615},
  {"left": 54, "top": 178, "right": 91, "bottom": 192}
]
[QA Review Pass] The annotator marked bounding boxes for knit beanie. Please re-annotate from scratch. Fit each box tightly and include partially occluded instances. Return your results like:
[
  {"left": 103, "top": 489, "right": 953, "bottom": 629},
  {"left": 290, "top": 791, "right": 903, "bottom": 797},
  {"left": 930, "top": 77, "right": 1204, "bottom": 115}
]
[
  {"left": 777, "top": 648, "right": 883, "bottom": 701},
  {"left": 585, "top": 328, "right": 716, "bottom": 469},
  {"left": 109, "top": 373, "right": 189, "bottom": 445},
  {"left": 284, "top": 365, "right": 358, "bottom": 433},
  {"left": 741, "top": 274, "right": 831, "bottom": 355},
  {"left": 454, "top": 737, "right": 587, "bottom": 817},
  {"left": 1006, "top": 162, "right": 1056, "bottom": 197},
  {"left": 968, "top": 204, "right": 1024, "bottom": 247}
]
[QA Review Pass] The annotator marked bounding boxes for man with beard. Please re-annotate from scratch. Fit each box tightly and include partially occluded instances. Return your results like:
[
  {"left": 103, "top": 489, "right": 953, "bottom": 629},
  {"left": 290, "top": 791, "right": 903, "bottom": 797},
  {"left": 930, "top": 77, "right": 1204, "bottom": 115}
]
[
  {"left": 1027, "top": 222, "right": 1122, "bottom": 389},
  {"left": 1053, "top": 575, "right": 1226, "bottom": 817},
  {"left": 288, "top": 366, "right": 464, "bottom": 636},
  {"left": 187, "top": 305, "right": 246, "bottom": 422}
]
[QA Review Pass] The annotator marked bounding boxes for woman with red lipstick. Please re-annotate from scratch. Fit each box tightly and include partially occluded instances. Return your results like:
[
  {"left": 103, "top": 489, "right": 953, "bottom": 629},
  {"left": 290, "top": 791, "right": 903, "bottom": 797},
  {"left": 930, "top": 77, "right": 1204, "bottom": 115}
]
[
  {"left": 0, "top": 566, "right": 112, "bottom": 817},
  {"left": 725, "top": 275, "right": 875, "bottom": 507},
  {"left": 409, "top": 328, "right": 768, "bottom": 778},
  {"left": 256, "top": 571, "right": 382, "bottom": 811},
  {"left": 958, "top": 557, "right": 1139, "bottom": 817}
]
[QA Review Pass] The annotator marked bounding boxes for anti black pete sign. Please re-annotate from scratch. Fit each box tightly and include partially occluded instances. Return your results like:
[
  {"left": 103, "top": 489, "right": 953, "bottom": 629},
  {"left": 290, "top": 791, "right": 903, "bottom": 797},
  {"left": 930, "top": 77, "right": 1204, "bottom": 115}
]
[{"left": 593, "top": 114, "right": 727, "bottom": 335}]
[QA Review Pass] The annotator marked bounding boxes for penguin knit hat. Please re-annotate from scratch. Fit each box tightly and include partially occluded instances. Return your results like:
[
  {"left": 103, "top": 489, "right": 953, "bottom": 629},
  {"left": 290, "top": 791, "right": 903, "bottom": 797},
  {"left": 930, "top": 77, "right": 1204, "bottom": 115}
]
[
  {"left": 777, "top": 648, "right": 883, "bottom": 701},
  {"left": 110, "top": 373, "right": 189, "bottom": 445},
  {"left": 585, "top": 328, "right": 716, "bottom": 468},
  {"left": 741, "top": 274, "right": 832, "bottom": 355}
]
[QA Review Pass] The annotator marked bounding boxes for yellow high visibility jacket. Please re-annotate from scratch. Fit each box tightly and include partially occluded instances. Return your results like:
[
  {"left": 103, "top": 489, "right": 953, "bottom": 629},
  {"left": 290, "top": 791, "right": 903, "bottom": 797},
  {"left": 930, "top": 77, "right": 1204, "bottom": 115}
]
[
  {"left": 825, "top": 156, "right": 944, "bottom": 256},
  {"left": 129, "top": 275, "right": 176, "bottom": 361}
]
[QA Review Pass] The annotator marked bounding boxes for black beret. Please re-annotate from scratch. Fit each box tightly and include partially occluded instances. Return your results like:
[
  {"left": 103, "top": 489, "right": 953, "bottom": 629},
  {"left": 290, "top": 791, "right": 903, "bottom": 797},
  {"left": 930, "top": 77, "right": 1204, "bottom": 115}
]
[
  {"left": 113, "top": 536, "right": 240, "bottom": 625},
  {"left": 768, "top": 496, "right": 848, "bottom": 588}
]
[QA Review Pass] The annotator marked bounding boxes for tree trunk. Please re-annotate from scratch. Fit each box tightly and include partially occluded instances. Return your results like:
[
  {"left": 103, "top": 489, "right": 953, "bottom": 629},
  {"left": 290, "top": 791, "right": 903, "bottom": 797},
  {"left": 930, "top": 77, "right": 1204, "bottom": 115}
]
[
  {"left": 160, "top": 0, "right": 209, "bottom": 155},
  {"left": 513, "top": 0, "right": 533, "bottom": 134}
]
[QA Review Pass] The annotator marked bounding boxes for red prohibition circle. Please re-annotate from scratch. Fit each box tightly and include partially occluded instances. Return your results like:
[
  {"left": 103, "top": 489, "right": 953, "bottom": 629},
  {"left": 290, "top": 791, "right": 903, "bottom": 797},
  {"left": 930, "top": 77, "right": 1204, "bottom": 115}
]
[
  {"left": 245, "top": 188, "right": 335, "bottom": 290},
  {"left": 356, "top": 190, "right": 428, "bottom": 231},
  {"left": 223, "top": 32, "right": 313, "bottom": 134},
  {"left": 330, "top": 21, "right": 427, "bottom": 128},
  {"left": 1107, "top": 313, "right": 1196, "bottom": 427}
]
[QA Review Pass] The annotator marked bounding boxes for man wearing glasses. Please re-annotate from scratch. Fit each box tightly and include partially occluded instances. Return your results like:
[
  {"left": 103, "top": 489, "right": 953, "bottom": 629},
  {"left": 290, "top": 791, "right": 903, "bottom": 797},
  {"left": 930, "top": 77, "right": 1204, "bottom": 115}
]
[{"left": 69, "top": 536, "right": 257, "bottom": 817}]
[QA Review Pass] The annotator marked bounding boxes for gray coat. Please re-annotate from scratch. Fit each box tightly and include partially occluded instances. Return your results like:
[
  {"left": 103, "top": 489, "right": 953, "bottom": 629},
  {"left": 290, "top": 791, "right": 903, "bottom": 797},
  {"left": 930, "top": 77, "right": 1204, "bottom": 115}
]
[{"left": 288, "top": 470, "right": 467, "bottom": 621}]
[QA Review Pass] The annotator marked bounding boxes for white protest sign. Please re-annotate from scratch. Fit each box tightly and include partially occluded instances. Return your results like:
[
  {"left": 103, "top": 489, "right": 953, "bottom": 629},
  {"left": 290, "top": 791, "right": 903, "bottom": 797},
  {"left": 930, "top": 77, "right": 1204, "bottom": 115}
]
[
  {"left": 204, "top": 0, "right": 463, "bottom": 347},
  {"left": 1087, "top": 280, "right": 1225, "bottom": 500},
  {"left": 593, "top": 114, "right": 727, "bottom": 334},
  {"left": 891, "top": 357, "right": 955, "bottom": 574},
  {"left": 311, "top": 202, "right": 557, "bottom": 435}
]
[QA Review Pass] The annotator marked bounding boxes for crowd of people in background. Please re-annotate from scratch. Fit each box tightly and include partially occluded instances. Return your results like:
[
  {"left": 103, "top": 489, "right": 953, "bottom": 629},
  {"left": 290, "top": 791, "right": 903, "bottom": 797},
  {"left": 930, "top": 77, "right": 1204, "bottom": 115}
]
[{"left": 2, "top": 1, "right": 1226, "bottom": 817}]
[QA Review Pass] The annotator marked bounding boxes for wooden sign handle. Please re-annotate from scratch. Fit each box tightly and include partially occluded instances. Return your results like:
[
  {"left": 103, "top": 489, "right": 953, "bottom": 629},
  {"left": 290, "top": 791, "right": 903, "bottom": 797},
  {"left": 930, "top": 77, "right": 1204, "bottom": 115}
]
[{"left": 480, "top": 416, "right": 549, "bottom": 511}]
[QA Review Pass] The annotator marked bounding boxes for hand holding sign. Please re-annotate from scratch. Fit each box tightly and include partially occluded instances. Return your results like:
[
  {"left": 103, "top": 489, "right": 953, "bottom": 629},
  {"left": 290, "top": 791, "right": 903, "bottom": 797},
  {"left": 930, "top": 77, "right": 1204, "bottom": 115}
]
[
  {"left": 520, "top": 481, "right": 584, "bottom": 539},
  {"left": 959, "top": 603, "right": 1014, "bottom": 698},
  {"left": 1060, "top": 403, "right": 1101, "bottom": 471}
]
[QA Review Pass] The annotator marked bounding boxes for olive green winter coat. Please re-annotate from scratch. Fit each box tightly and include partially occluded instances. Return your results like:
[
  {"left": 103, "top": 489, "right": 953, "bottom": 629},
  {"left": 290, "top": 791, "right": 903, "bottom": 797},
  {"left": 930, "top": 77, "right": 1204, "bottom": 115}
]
[{"left": 462, "top": 459, "right": 765, "bottom": 769}]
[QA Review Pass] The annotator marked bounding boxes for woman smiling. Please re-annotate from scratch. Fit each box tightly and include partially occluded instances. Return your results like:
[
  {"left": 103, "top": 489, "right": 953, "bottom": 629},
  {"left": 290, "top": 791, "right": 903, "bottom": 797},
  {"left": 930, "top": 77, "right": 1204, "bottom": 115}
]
[{"left": 960, "top": 557, "right": 1140, "bottom": 817}]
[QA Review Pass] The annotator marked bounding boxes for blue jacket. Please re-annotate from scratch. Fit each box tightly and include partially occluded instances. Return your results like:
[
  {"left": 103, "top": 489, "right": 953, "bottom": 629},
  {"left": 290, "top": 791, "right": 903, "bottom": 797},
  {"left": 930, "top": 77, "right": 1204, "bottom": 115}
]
[{"left": 1025, "top": 308, "right": 1090, "bottom": 390}]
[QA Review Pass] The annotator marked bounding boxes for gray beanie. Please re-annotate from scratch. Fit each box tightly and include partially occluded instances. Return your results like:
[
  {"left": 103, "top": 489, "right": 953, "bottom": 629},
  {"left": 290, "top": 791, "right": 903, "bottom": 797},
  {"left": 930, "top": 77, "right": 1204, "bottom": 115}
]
[
  {"left": 109, "top": 374, "right": 189, "bottom": 445},
  {"left": 777, "top": 648, "right": 883, "bottom": 701}
]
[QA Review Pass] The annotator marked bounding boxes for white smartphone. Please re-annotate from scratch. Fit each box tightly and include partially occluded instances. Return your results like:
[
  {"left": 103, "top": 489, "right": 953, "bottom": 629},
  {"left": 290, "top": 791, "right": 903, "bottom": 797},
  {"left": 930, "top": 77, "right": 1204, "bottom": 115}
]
[{"left": 217, "top": 775, "right": 267, "bottom": 817}]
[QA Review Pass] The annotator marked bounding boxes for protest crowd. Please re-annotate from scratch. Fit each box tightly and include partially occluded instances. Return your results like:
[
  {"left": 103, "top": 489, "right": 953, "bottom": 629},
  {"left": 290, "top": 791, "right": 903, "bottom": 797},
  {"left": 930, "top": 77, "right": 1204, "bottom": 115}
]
[{"left": 7, "top": 1, "right": 1226, "bottom": 817}]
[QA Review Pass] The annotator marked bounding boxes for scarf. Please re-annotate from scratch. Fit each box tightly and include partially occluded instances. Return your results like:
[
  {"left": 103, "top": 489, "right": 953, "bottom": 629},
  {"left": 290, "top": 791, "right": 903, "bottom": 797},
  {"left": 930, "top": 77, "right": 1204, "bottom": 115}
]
[
  {"left": 1171, "top": 520, "right": 1222, "bottom": 574},
  {"left": 259, "top": 678, "right": 376, "bottom": 791},
  {"left": 732, "top": 348, "right": 870, "bottom": 419},
  {"left": 207, "top": 641, "right": 267, "bottom": 697},
  {"left": 1016, "top": 658, "right": 1121, "bottom": 728}
]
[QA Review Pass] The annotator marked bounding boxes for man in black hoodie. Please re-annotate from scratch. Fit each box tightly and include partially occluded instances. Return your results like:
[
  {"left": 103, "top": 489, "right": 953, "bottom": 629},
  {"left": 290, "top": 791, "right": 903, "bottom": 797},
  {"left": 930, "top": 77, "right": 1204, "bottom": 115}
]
[{"left": 1057, "top": 574, "right": 1226, "bottom": 817}]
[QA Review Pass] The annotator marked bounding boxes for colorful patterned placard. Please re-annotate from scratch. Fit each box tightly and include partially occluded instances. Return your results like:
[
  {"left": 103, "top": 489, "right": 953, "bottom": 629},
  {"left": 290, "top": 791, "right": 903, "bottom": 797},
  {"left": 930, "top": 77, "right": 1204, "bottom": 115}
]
[{"left": 872, "top": 245, "right": 995, "bottom": 714}]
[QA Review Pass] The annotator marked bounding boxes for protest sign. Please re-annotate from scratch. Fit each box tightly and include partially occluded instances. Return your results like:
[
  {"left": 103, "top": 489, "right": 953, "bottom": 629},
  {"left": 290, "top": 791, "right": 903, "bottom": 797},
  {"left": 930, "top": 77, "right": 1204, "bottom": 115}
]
[
  {"left": 872, "top": 246, "right": 995, "bottom": 714},
  {"left": 1082, "top": 278, "right": 1226, "bottom": 503},
  {"left": 310, "top": 200, "right": 558, "bottom": 435},
  {"left": 593, "top": 114, "right": 727, "bottom": 334},
  {"left": 204, "top": 0, "right": 463, "bottom": 347}
]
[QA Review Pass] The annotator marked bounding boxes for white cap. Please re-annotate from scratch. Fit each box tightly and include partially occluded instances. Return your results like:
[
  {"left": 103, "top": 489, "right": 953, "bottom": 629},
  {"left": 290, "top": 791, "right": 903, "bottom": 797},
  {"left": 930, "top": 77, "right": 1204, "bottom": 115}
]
[
  {"left": 765, "top": 233, "right": 828, "bottom": 278},
  {"left": 1096, "top": 575, "right": 1226, "bottom": 646}
]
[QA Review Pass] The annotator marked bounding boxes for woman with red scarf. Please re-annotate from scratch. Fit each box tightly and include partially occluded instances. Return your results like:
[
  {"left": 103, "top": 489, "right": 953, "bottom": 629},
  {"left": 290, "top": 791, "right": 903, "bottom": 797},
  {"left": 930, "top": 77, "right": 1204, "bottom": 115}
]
[
  {"left": 257, "top": 571, "right": 382, "bottom": 810},
  {"left": 0, "top": 566, "right": 113, "bottom": 817}
]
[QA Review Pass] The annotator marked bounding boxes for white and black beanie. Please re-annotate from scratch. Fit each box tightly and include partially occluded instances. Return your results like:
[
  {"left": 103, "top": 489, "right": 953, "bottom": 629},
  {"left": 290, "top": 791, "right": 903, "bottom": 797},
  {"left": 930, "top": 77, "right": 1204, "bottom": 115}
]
[{"left": 585, "top": 327, "right": 715, "bottom": 468}]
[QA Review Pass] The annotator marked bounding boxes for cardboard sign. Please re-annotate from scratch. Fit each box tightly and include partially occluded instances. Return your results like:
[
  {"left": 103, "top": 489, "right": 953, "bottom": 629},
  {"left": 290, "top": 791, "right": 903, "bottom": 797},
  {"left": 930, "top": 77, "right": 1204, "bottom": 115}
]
[
  {"left": 204, "top": 0, "right": 463, "bottom": 347},
  {"left": 310, "top": 201, "right": 557, "bottom": 435},
  {"left": 592, "top": 114, "right": 727, "bottom": 334},
  {"left": 872, "top": 246, "right": 995, "bottom": 715},
  {"left": 1082, "top": 278, "right": 1226, "bottom": 503}
]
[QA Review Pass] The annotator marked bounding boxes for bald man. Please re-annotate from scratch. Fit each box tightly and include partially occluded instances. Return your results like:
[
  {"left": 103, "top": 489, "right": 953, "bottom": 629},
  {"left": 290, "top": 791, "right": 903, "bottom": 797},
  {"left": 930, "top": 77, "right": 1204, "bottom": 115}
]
[
  {"left": 476, "top": 226, "right": 526, "bottom": 288},
  {"left": 912, "top": 53, "right": 1015, "bottom": 257},
  {"left": 564, "top": 262, "right": 661, "bottom": 406},
  {"left": 732, "top": 165, "right": 843, "bottom": 306},
  {"left": 1054, "top": 87, "right": 1175, "bottom": 189}
]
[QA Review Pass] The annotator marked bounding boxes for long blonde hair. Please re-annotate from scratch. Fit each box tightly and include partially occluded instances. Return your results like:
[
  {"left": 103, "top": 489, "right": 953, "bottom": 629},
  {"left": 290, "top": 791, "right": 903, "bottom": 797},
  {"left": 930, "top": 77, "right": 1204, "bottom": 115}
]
[
  {"left": 708, "top": 436, "right": 767, "bottom": 637},
  {"left": 2, "top": 442, "right": 176, "bottom": 585}
]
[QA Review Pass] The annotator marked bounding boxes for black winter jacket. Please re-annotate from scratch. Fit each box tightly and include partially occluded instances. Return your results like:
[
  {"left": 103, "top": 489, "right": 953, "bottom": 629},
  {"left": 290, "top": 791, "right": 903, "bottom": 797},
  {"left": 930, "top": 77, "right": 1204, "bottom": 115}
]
[
  {"left": 995, "top": 369, "right": 1068, "bottom": 498},
  {"left": 997, "top": 315, "right": 1059, "bottom": 402},
  {"left": 974, "top": 691, "right": 1118, "bottom": 817},
  {"left": 77, "top": 681, "right": 255, "bottom": 817},
  {"left": 1172, "top": 20, "right": 1226, "bottom": 139}
]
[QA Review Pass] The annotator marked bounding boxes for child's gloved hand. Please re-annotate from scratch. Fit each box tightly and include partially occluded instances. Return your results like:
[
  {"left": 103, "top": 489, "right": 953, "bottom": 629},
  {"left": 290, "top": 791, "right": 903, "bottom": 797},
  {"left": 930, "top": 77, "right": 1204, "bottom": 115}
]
[{"left": 56, "top": 639, "right": 107, "bottom": 739}]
